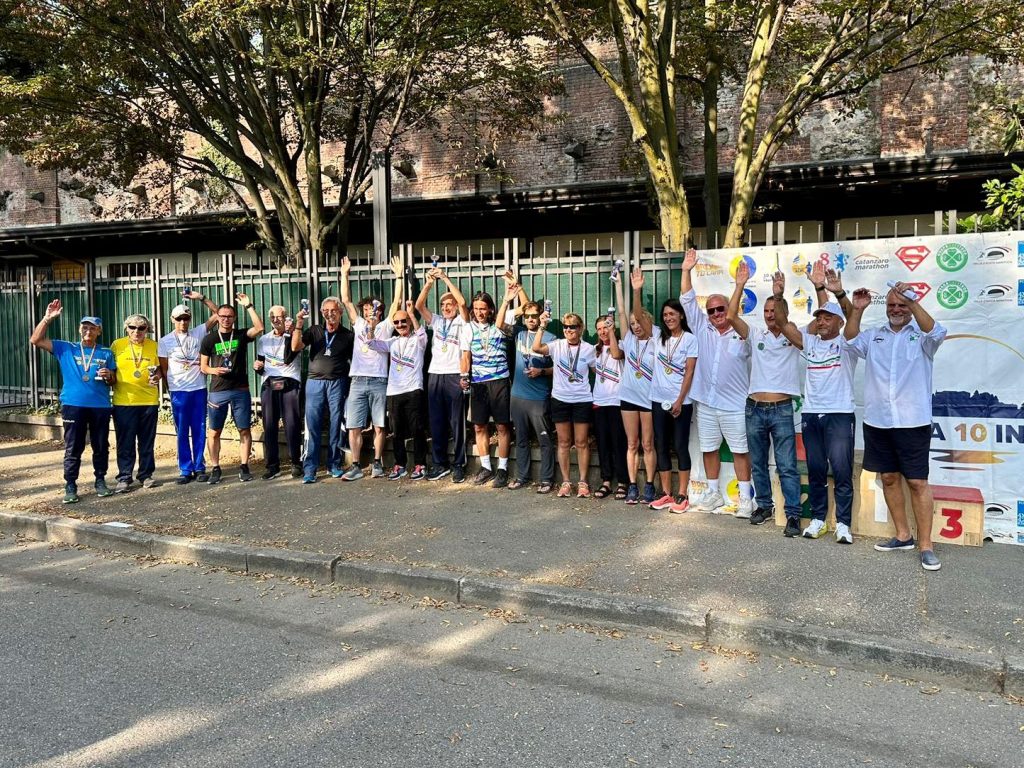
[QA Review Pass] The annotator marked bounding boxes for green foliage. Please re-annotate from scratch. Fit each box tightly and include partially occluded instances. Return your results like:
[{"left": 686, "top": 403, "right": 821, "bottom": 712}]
[{"left": 958, "top": 165, "right": 1024, "bottom": 233}]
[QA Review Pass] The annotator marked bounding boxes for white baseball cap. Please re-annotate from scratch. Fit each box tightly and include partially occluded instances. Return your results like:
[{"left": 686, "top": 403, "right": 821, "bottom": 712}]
[
  {"left": 813, "top": 301, "right": 844, "bottom": 319},
  {"left": 170, "top": 304, "right": 192, "bottom": 320}
]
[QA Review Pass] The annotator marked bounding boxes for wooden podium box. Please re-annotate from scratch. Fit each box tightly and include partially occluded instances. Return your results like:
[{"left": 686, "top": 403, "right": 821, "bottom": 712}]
[{"left": 855, "top": 471, "right": 984, "bottom": 547}]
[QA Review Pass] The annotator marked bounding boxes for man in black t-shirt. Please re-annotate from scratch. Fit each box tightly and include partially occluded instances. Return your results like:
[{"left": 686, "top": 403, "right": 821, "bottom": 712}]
[
  {"left": 199, "top": 294, "right": 264, "bottom": 483},
  {"left": 292, "top": 295, "right": 354, "bottom": 483}
]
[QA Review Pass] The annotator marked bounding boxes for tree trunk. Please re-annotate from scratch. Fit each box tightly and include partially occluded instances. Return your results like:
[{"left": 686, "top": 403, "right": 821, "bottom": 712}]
[
  {"left": 701, "top": 0, "right": 722, "bottom": 249},
  {"left": 656, "top": 184, "right": 690, "bottom": 252}
]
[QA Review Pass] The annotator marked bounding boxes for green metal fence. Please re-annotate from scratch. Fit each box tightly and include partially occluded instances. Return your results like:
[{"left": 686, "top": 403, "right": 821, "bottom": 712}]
[{"left": 0, "top": 240, "right": 691, "bottom": 410}]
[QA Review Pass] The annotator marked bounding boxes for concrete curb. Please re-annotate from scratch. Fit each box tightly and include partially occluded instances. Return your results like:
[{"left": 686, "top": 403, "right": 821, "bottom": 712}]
[{"left": 1, "top": 509, "right": 1018, "bottom": 695}]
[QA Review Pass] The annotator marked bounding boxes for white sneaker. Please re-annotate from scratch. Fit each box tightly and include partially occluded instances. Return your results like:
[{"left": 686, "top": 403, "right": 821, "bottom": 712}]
[
  {"left": 694, "top": 490, "right": 726, "bottom": 513},
  {"left": 803, "top": 518, "right": 827, "bottom": 539},
  {"left": 835, "top": 522, "right": 853, "bottom": 544},
  {"left": 733, "top": 497, "right": 754, "bottom": 519}
]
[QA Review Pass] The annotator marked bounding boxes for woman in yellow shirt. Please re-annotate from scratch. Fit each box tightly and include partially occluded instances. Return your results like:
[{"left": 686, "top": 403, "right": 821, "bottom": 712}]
[{"left": 110, "top": 314, "right": 163, "bottom": 492}]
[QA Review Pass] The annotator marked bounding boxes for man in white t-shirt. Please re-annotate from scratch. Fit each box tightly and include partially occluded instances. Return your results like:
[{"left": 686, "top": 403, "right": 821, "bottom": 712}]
[
  {"left": 255, "top": 305, "right": 303, "bottom": 480},
  {"left": 845, "top": 282, "right": 947, "bottom": 572},
  {"left": 680, "top": 248, "right": 753, "bottom": 515},
  {"left": 728, "top": 263, "right": 801, "bottom": 528},
  {"left": 772, "top": 263, "right": 857, "bottom": 543},
  {"left": 157, "top": 296, "right": 219, "bottom": 484},
  {"left": 339, "top": 255, "right": 401, "bottom": 480},
  {"left": 415, "top": 267, "right": 470, "bottom": 483}
]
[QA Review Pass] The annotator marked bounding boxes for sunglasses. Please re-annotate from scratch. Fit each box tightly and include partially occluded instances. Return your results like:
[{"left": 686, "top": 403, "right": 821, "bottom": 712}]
[
  {"left": 173, "top": 316, "right": 191, "bottom": 321},
  {"left": 524, "top": 313, "right": 540, "bottom": 319},
  {"left": 563, "top": 324, "right": 580, "bottom": 331},
  {"left": 127, "top": 325, "right": 147, "bottom": 331},
  {"left": 706, "top": 306, "right": 726, "bottom": 316},
  {"left": 394, "top": 320, "right": 410, "bottom": 326}
]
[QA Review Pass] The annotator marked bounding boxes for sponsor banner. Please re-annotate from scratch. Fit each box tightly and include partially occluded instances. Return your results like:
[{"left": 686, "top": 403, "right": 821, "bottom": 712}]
[{"left": 688, "top": 231, "right": 1024, "bottom": 544}]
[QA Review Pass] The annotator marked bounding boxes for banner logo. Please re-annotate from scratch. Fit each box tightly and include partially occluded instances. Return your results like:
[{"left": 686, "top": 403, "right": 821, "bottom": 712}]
[
  {"left": 852, "top": 253, "right": 889, "bottom": 271},
  {"left": 976, "top": 245, "right": 1010, "bottom": 265},
  {"left": 936, "top": 280, "right": 968, "bottom": 309},
  {"left": 906, "top": 282, "right": 932, "bottom": 302},
  {"left": 936, "top": 243, "right": 969, "bottom": 272},
  {"left": 895, "top": 244, "right": 930, "bottom": 271},
  {"left": 976, "top": 284, "right": 1013, "bottom": 303}
]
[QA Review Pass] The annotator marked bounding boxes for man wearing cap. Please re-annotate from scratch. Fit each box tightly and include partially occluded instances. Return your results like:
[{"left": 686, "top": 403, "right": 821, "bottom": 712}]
[
  {"left": 773, "top": 264, "right": 857, "bottom": 543},
  {"left": 255, "top": 306, "right": 303, "bottom": 479},
  {"left": 158, "top": 293, "right": 218, "bottom": 484},
  {"left": 30, "top": 300, "right": 117, "bottom": 503},
  {"left": 845, "top": 280, "right": 948, "bottom": 572},
  {"left": 292, "top": 295, "right": 354, "bottom": 483},
  {"left": 199, "top": 293, "right": 264, "bottom": 484}
]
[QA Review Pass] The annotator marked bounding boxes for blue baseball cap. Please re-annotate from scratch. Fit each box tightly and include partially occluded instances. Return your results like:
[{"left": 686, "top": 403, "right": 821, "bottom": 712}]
[{"left": 79, "top": 316, "right": 103, "bottom": 326}]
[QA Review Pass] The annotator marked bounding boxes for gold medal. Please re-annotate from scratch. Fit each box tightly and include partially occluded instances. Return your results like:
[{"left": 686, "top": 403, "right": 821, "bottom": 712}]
[
  {"left": 133, "top": 370, "right": 143, "bottom": 379},
  {"left": 82, "top": 375, "right": 90, "bottom": 382},
  {"left": 396, "top": 364, "right": 404, "bottom": 372},
  {"left": 441, "top": 343, "right": 448, "bottom": 353},
  {"left": 664, "top": 365, "right": 672, "bottom": 375},
  {"left": 361, "top": 344, "right": 369, "bottom": 353},
  {"left": 635, "top": 371, "right": 642, "bottom": 379}
]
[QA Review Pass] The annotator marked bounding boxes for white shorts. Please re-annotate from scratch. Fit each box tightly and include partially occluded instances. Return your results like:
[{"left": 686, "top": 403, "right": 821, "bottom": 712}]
[{"left": 696, "top": 402, "right": 748, "bottom": 453}]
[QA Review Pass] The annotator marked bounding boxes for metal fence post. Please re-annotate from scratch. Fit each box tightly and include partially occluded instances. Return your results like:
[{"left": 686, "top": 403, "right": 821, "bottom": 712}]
[
  {"left": 85, "top": 261, "right": 96, "bottom": 315},
  {"left": 307, "top": 249, "right": 320, "bottom": 311},
  {"left": 150, "top": 256, "right": 162, "bottom": 339},
  {"left": 223, "top": 252, "right": 235, "bottom": 304},
  {"left": 26, "top": 265, "right": 39, "bottom": 409}
]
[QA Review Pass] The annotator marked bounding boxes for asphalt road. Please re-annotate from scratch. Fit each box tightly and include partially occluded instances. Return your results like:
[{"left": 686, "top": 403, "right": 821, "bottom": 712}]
[{"left": 1, "top": 536, "right": 1021, "bottom": 768}]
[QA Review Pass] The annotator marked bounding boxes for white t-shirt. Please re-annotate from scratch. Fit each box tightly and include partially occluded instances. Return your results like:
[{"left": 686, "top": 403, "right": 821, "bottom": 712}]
[
  {"left": 617, "top": 327, "right": 659, "bottom": 408},
  {"left": 351, "top": 318, "right": 394, "bottom": 378},
  {"left": 681, "top": 290, "right": 751, "bottom": 411},
  {"left": 380, "top": 327, "right": 428, "bottom": 395},
  {"left": 800, "top": 332, "right": 857, "bottom": 413},
  {"left": 426, "top": 314, "right": 468, "bottom": 375},
  {"left": 650, "top": 331, "right": 699, "bottom": 406},
  {"left": 258, "top": 331, "right": 301, "bottom": 382},
  {"left": 549, "top": 339, "right": 597, "bottom": 404},
  {"left": 157, "top": 326, "right": 207, "bottom": 392},
  {"left": 592, "top": 347, "right": 623, "bottom": 407},
  {"left": 748, "top": 328, "right": 801, "bottom": 397}
]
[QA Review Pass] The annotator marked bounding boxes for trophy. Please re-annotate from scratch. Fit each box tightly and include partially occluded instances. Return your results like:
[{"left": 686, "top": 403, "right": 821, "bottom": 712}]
[
  {"left": 147, "top": 364, "right": 159, "bottom": 384},
  {"left": 300, "top": 298, "right": 310, "bottom": 313},
  {"left": 610, "top": 259, "right": 625, "bottom": 282},
  {"left": 183, "top": 286, "right": 192, "bottom": 298},
  {"left": 605, "top": 305, "right": 615, "bottom": 325}
]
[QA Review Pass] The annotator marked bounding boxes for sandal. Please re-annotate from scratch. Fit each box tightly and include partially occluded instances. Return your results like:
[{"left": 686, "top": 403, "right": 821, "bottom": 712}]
[
  {"left": 593, "top": 482, "right": 612, "bottom": 499},
  {"left": 577, "top": 481, "right": 591, "bottom": 498},
  {"left": 556, "top": 482, "right": 573, "bottom": 498},
  {"left": 613, "top": 484, "right": 628, "bottom": 500},
  {"left": 536, "top": 481, "right": 554, "bottom": 494},
  {"left": 507, "top": 478, "right": 527, "bottom": 490}
]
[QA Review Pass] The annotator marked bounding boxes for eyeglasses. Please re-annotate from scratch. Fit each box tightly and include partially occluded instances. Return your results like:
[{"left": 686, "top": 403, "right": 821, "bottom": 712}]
[
  {"left": 563, "top": 324, "right": 580, "bottom": 331},
  {"left": 706, "top": 306, "right": 727, "bottom": 315},
  {"left": 524, "top": 313, "right": 540, "bottom": 319},
  {"left": 127, "top": 325, "right": 147, "bottom": 331},
  {"left": 394, "top": 320, "right": 410, "bottom": 326}
]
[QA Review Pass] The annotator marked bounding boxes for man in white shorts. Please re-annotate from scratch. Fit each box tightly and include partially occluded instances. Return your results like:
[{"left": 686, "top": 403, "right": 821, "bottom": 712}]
[{"left": 679, "top": 248, "right": 754, "bottom": 515}]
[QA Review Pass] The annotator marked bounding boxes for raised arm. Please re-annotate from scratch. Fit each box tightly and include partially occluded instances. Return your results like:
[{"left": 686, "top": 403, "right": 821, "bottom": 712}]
[
  {"left": 495, "top": 279, "right": 520, "bottom": 334},
  {"left": 532, "top": 320, "right": 551, "bottom": 356},
  {"left": 607, "top": 318, "right": 623, "bottom": 360},
  {"left": 339, "top": 256, "right": 359, "bottom": 324},
  {"left": 415, "top": 270, "right": 437, "bottom": 325},
  {"left": 895, "top": 281, "right": 935, "bottom": 333},
  {"left": 844, "top": 288, "right": 871, "bottom": 340},
  {"left": 406, "top": 301, "right": 420, "bottom": 332},
  {"left": 630, "top": 268, "right": 654, "bottom": 338},
  {"left": 29, "top": 298, "right": 61, "bottom": 353},
  {"left": 614, "top": 267, "right": 629, "bottom": 335},
  {"left": 441, "top": 270, "right": 470, "bottom": 321},
  {"left": 679, "top": 247, "right": 697, "bottom": 296},
  {"left": 237, "top": 293, "right": 264, "bottom": 338},
  {"left": 727, "top": 261, "right": 751, "bottom": 340},
  {"left": 807, "top": 261, "right": 830, "bottom": 313},
  {"left": 824, "top": 268, "right": 853, "bottom": 318},
  {"left": 387, "top": 256, "right": 404, "bottom": 321},
  {"left": 771, "top": 276, "right": 804, "bottom": 349}
]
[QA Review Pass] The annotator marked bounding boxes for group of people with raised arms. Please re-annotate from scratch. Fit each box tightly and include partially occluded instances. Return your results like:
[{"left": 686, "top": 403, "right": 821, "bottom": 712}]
[{"left": 31, "top": 247, "right": 946, "bottom": 570}]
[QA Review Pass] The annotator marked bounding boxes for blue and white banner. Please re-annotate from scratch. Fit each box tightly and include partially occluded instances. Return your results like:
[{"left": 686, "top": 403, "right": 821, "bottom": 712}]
[{"left": 691, "top": 231, "right": 1024, "bottom": 545}]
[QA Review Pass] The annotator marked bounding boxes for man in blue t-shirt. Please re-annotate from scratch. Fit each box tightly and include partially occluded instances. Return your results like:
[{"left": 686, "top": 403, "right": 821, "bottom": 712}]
[
  {"left": 30, "top": 299, "right": 118, "bottom": 503},
  {"left": 509, "top": 301, "right": 556, "bottom": 492}
]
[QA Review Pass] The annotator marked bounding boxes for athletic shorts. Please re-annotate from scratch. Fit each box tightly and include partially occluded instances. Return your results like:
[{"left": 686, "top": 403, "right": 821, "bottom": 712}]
[
  {"left": 619, "top": 400, "right": 652, "bottom": 413},
  {"left": 470, "top": 378, "right": 511, "bottom": 425},
  {"left": 696, "top": 401, "right": 748, "bottom": 453},
  {"left": 208, "top": 389, "right": 252, "bottom": 431},
  {"left": 346, "top": 376, "right": 387, "bottom": 429},
  {"left": 862, "top": 423, "right": 931, "bottom": 480},
  {"left": 550, "top": 397, "right": 593, "bottom": 424}
]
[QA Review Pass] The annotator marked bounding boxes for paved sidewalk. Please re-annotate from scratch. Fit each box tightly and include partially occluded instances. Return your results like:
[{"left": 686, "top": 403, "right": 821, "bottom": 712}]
[{"left": 2, "top": 436, "right": 1022, "bottom": 685}]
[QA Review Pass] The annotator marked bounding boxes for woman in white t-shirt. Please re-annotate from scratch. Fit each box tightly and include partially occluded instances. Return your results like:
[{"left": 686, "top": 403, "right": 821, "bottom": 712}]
[
  {"left": 648, "top": 298, "right": 698, "bottom": 514},
  {"left": 614, "top": 269, "right": 659, "bottom": 506},
  {"left": 533, "top": 311, "right": 597, "bottom": 498},
  {"left": 592, "top": 308, "right": 628, "bottom": 501}
]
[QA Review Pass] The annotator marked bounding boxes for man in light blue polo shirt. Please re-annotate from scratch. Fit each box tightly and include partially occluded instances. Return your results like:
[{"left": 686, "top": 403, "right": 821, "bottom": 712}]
[{"left": 30, "top": 299, "right": 117, "bottom": 503}]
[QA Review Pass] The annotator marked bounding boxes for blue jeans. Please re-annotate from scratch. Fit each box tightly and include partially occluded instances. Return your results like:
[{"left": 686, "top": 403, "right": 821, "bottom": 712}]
[
  {"left": 802, "top": 412, "right": 855, "bottom": 525},
  {"left": 303, "top": 378, "right": 347, "bottom": 474},
  {"left": 170, "top": 389, "right": 207, "bottom": 475},
  {"left": 745, "top": 399, "right": 800, "bottom": 517}
]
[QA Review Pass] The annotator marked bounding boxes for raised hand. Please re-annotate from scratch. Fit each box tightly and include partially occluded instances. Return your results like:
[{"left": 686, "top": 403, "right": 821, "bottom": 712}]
[
  {"left": 45, "top": 299, "right": 62, "bottom": 320},
  {"left": 427, "top": 267, "right": 443, "bottom": 282},
  {"left": 235, "top": 292, "right": 252, "bottom": 308},
  {"left": 682, "top": 248, "right": 699, "bottom": 272},
  {"left": 809, "top": 260, "right": 826, "bottom": 289},
  {"left": 772, "top": 270, "right": 785, "bottom": 297},
  {"left": 735, "top": 260, "right": 750, "bottom": 286},
  {"left": 851, "top": 288, "right": 871, "bottom": 310},
  {"left": 340, "top": 255, "right": 351, "bottom": 274},
  {"left": 630, "top": 267, "right": 644, "bottom": 290},
  {"left": 502, "top": 269, "right": 517, "bottom": 287},
  {"left": 390, "top": 255, "right": 402, "bottom": 277},
  {"left": 824, "top": 268, "right": 844, "bottom": 294}
]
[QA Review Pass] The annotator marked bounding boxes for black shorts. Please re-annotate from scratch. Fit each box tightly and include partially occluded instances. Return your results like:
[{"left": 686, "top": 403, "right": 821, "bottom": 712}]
[
  {"left": 470, "top": 378, "right": 511, "bottom": 425},
  {"left": 550, "top": 397, "right": 593, "bottom": 424},
  {"left": 862, "top": 424, "right": 932, "bottom": 480},
  {"left": 619, "top": 400, "right": 651, "bottom": 413}
]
